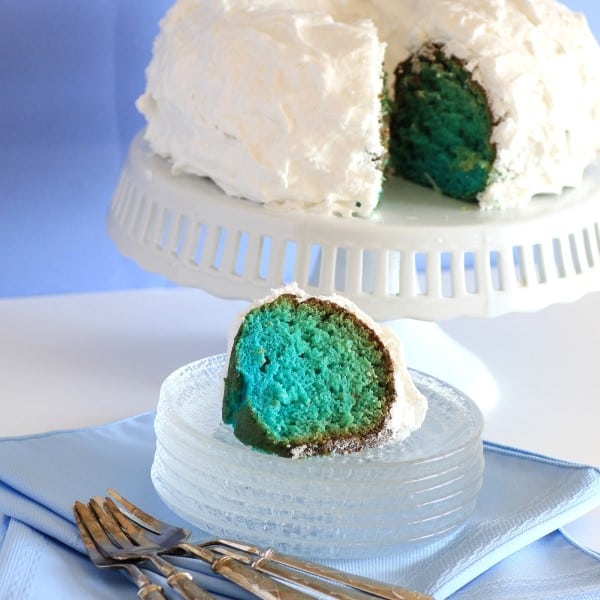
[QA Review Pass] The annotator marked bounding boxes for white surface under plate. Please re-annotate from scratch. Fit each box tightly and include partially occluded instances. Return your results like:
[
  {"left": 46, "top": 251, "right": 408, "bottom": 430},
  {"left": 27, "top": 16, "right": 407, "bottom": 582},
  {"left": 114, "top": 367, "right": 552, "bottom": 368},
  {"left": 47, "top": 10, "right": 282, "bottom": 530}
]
[
  {"left": 151, "top": 354, "right": 484, "bottom": 558},
  {"left": 108, "top": 131, "right": 600, "bottom": 320}
]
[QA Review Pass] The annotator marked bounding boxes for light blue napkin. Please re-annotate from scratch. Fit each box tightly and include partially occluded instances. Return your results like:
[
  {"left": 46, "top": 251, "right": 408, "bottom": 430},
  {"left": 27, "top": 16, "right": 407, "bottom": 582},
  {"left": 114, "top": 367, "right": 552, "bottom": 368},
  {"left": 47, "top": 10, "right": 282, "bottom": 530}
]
[{"left": 0, "top": 412, "right": 599, "bottom": 599}]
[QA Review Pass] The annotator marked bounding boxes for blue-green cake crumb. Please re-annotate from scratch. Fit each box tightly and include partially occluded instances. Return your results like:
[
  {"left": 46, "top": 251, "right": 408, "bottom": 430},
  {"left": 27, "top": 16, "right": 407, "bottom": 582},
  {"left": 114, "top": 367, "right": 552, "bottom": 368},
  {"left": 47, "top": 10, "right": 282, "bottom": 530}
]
[{"left": 389, "top": 43, "right": 496, "bottom": 201}]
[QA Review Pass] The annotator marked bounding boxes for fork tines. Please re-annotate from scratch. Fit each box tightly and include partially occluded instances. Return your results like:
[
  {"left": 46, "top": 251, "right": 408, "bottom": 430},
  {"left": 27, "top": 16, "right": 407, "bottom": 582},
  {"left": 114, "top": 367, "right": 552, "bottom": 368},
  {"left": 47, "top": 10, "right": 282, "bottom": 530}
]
[{"left": 106, "top": 489, "right": 434, "bottom": 600}]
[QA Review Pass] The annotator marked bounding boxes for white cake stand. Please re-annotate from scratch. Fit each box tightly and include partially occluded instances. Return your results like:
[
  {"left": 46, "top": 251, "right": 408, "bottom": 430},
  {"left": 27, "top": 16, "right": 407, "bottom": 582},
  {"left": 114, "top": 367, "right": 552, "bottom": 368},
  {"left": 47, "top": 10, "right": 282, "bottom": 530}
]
[{"left": 107, "top": 131, "right": 600, "bottom": 405}]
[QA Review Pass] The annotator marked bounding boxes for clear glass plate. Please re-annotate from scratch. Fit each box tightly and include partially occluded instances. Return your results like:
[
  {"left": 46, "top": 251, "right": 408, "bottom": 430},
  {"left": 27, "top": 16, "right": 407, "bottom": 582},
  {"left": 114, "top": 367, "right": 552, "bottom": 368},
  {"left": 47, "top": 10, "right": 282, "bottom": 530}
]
[
  {"left": 154, "top": 433, "right": 483, "bottom": 504},
  {"left": 153, "top": 450, "right": 483, "bottom": 526},
  {"left": 153, "top": 470, "right": 479, "bottom": 550},
  {"left": 152, "top": 355, "right": 485, "bottom": 558}
]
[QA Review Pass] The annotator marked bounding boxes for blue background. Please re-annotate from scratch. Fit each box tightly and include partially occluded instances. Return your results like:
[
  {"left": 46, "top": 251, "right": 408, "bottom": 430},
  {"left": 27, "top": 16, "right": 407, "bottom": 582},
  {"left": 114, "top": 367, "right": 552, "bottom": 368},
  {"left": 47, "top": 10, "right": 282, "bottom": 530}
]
[{"left": 1, "top": 1, "right": 598, "bottom": 298}]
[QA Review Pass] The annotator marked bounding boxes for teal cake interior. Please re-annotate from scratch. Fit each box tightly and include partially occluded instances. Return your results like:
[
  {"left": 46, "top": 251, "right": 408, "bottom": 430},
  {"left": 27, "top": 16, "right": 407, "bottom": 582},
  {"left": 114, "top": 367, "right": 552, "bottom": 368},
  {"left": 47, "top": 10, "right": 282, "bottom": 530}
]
[
  {"left": 223, "top": 294, "right": 395, "bottom": 457},
  {"left": 389, "top": 43, "right": 496, "bottom": 201}
]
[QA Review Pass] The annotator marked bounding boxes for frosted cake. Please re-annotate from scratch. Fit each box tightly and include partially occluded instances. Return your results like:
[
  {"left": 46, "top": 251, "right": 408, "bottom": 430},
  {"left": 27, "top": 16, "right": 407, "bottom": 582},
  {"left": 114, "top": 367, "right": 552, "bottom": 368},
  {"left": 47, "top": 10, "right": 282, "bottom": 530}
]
[{"left": 137, "top": 0, "right": 600, "bottom": 215}]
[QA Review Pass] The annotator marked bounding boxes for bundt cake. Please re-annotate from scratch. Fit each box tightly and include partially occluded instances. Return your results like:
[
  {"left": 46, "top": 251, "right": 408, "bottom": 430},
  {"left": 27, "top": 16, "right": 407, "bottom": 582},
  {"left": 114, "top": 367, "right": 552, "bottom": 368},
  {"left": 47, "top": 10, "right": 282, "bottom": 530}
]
[
  {"left": 222, "top": 284, "right": 427, "bottom": 457},
  {"left": 137, "top": 0, "right": 600, "bottom": 213}
]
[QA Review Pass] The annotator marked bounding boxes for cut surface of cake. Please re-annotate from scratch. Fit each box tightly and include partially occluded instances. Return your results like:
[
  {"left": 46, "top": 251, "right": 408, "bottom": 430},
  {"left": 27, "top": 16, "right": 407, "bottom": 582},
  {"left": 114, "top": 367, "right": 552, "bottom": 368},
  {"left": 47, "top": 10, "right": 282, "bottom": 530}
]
[
  {"left": 222, "top": 284, "right": 427, "bottom": 457},
  {"left": 390, "top": 43, "right": 497, "bottom": 202},
  {"left": 138, "top": 0, "right": 600, "bottom": 213}
]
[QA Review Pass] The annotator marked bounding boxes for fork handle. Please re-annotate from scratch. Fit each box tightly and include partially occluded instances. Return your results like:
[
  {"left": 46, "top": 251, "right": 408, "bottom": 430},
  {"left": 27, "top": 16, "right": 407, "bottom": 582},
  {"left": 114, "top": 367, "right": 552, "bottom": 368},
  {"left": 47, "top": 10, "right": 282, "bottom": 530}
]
[
  {"left": 211, "top": 555, "right": 313, "bottom": 600},
  {"left": 137, "top": 582, "right": 169, "bottom": 600},
  {"left": 147, "top": 554, "right": 215, "bottom": 600},
  {"left": 257, "top": 549, "right": 432, "bottom": 600},
  {"left": 167, "top": 571, "right": 216, "bottom": 600}
]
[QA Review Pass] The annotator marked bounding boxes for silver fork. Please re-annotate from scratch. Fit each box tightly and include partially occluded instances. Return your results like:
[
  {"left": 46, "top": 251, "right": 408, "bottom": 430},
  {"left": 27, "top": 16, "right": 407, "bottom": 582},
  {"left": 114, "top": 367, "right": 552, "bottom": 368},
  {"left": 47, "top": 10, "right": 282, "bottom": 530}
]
[
  {"left": 74, "top": 499, "right": 216, "bottom": 600},
  {"left": 74, "top": 502, "right": 168, "bottom": 599},
  {"left": 102, "top": 496, "right": 316, "bottom": 600},
  {"left": 108, "top": 489, "right": 433, "bottom": 600}
]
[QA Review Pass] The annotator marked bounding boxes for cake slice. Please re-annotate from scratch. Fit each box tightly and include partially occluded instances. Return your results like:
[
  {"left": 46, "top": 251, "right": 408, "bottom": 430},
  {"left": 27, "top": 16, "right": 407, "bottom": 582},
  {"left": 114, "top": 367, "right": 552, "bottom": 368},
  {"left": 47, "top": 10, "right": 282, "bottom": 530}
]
[{"left": 222, "top": 284, "right": 427, "bottom": 457}]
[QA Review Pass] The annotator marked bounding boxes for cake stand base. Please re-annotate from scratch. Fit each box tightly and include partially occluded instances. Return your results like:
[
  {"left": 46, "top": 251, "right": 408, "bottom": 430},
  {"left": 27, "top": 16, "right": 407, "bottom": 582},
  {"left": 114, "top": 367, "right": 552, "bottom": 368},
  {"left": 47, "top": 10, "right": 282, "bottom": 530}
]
[{"left": 385, "top": 319, "right": 497, "bottom": 413}]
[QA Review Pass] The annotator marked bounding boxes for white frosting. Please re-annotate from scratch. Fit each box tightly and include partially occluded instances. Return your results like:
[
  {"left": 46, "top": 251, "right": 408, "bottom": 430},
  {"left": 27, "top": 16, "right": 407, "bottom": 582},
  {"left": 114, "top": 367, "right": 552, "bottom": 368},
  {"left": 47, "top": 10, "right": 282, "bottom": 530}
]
[
  {"left": 138, "top": 0, "right": 385, "bottom": 217},
  {"left": 139, "top": 0, "right": 600, "bottom": 211},
  {"left": 225, "top": 283, "right": 428, "bottom": 446}
]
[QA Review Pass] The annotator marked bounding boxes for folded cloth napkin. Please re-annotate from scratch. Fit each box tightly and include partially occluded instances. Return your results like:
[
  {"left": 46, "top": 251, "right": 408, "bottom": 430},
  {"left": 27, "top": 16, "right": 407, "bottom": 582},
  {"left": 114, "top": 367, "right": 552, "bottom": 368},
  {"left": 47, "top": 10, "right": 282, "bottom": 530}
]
[{"left": 0, "top": 412, "right": 599, "bottom": 600}]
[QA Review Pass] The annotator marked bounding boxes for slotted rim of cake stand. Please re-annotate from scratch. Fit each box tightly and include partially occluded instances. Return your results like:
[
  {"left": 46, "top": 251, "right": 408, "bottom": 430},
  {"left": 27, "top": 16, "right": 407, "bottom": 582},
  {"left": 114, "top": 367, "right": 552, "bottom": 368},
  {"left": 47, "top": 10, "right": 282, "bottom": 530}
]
[{"left": 107, "top": 131, "right": 600, "bottom": 321}]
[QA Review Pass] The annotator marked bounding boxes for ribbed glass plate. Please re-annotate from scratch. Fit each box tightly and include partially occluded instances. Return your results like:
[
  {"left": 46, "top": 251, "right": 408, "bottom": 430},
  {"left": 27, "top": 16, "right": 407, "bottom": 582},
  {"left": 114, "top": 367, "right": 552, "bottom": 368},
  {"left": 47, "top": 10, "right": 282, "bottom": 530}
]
[
  {"left": 152, "top": 355, "right": 485, "bottom": 558},
  {"left": 154, "top": 431, "right": 483, "bottom": 504},
  {"left": 153, "top": 446, "right": 483, "bottom": 523}
]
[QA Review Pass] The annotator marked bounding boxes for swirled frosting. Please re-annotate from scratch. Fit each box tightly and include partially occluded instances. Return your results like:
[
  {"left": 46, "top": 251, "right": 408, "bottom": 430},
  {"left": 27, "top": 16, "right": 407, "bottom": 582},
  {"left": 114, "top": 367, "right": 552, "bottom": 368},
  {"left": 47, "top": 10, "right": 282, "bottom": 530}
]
[
  {"left": 138, "top": 0, "right": 600, "bottom": 212},
  {"left": 137, "top": 0, "right": 385, "bottom": 217}
]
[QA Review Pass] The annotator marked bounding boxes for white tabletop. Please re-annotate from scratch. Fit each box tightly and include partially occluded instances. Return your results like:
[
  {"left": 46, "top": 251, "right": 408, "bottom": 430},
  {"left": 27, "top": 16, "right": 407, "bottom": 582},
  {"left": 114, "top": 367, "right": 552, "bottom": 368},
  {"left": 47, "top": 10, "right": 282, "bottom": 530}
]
[{"left": 1, "top": 286, "right": 599, "bottom": 548}]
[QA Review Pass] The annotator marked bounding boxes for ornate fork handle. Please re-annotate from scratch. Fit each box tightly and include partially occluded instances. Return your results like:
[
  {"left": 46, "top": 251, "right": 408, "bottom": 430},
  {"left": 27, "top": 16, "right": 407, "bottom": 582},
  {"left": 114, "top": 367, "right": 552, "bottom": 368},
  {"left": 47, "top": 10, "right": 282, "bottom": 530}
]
[
  {"left": 179, "top": 544, "right": 314, "bottom": 600},
  {"left": 145, "top": 554, "right": 215, "bottom": 600},
  {"left": 235, "top": 555, "right": 381, "bottom": 600},
  {"left": 186, "top": 542, "right": 432, "bottom": 600},
  {"left": 108, "top": 556, "right": 168, "bottom": 600},
  {"left": 255, "top": 547, "right": 432, "bottom": 600},
  {"left": 137, "top": 582, "right": 169, "bottom": 600}
]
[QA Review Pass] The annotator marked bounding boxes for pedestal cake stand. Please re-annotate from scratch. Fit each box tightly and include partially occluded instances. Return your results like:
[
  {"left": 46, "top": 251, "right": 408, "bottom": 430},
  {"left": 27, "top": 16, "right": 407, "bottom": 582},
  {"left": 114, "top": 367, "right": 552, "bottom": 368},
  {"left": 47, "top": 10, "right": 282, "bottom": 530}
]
[{"left": 107, "top": 131, "right": 600, "bottom": 404}]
